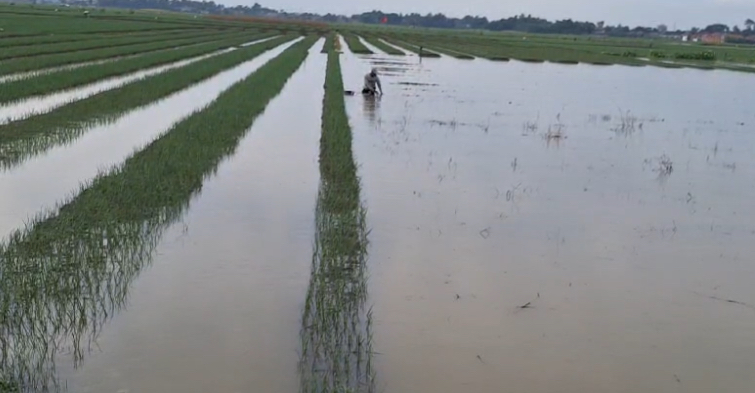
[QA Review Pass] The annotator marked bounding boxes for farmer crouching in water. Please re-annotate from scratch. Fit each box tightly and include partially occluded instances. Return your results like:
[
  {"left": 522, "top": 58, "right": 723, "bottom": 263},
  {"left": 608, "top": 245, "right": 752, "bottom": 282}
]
[{"left": 362, "top": 68, "right": 382, "bottom": 96}]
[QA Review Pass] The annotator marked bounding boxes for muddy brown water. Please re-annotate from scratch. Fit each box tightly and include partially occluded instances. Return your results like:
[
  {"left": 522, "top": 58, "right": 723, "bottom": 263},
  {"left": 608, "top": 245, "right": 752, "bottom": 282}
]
[
  {"left": 3, "top": 38, "right": 755, "bottom": 392},
  {"left": 340, "top": 50, "right": 755, "bottom": 393}
]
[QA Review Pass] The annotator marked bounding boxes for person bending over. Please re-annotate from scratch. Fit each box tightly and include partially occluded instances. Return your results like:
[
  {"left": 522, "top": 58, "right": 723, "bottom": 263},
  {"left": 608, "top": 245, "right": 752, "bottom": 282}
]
[{"left": 362, "top": 68, "right": 382, "bottom": 96}]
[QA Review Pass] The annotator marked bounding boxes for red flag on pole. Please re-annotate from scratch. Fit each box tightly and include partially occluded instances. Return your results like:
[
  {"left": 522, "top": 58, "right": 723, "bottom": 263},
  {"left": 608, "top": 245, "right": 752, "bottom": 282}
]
[{"left": 381, "top": 16, "right": 388, "bottom": 24}]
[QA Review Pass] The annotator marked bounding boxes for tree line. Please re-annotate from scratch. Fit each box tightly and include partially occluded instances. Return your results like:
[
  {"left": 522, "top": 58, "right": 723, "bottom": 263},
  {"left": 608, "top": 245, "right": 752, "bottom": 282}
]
[{"left": 85, "top": 0, "right": 755, "bottom": 38}]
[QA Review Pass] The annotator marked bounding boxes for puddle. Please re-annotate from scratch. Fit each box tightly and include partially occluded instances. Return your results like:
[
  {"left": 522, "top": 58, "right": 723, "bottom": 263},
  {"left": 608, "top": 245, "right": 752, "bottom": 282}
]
[
  {"left": 0, "top": 40, "right": 299, "bottom": 241},
  {"left": 340, "top": 48, "right": 755, "bottom": 393},
  {"left": 53, "top": 40, "right": 325, "bottom": 393}
]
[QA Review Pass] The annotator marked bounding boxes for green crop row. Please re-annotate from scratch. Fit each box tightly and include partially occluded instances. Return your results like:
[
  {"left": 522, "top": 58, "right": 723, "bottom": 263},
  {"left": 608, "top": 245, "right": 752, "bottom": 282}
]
[
  {"left": 360, "top": 35, "right": 405, "bottom": 55},
  {"left": 340, "top": 32, "right": 373, "bottom": 54},
  {"left": 409, "top": 41, "right": 475, "bottom": 59},
  {"left": 0, "top": 31, "right": 277, "bottom": 104},
  {"left": 380, "top": 36, "right": 441, "bottom": 57},
  {"left": 0, "top": 30, "right": 252, "bottom": 76},
  {"left": 0, "top": 35, "right": 299, "bottom": 169},
  {"left": 0, "top": 28, "right": 201, "bottom": 48},
  {"left": 298, "top": 47, "right": 375, "bottom": 393},
  {"left": 0, "top": 29, "right": 225, "bottom": 60},
  {"left": 320, "top": 31, "right": 335, "bottom": 53},
  {"left": 0, "top": 35, "right": 317, "bottom": 393},
  {"left": 0, "top": 10, "right": 188, "bottom": 36}
]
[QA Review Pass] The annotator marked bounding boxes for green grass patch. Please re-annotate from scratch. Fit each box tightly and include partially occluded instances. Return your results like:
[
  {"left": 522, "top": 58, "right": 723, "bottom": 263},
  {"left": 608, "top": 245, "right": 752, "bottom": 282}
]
[
  {"left": 0, "top": 31, "right": 277, "bottom": 104},
  {"left": 0, "top": 35, "right": 317, "bottom": 393},
  {"left": 0, "top": 35, "right": 298, "bottom": 169},
  {"left": 298, "top": 46, "right": 375, "bottom": 393},
  {"left": 340, "top": 31, "right": 373, "bottom": 54}
]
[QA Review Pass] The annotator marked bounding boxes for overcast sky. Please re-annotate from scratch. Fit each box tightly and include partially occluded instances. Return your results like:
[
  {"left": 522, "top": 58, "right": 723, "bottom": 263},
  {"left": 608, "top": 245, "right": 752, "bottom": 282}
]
[{"left": 220, "top": 0, "right": 755, "bottom": 29}]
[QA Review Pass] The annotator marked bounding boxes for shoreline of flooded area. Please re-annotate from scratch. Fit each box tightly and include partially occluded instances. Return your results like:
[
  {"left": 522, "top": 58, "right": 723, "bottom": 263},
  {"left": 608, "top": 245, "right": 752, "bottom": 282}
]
[
  {"left": 0, "top": 40, "right": 297, "bottom": 241},
  {"left": 341, "top": 48, "right": 755, "bottom": 392},
  {"left": 55, "top": 42, "right": 325, "bottom": 392}
]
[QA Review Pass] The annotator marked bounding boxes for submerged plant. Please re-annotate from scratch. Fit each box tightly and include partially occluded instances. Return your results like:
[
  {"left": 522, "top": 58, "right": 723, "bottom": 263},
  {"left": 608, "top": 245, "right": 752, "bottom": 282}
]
[
  {"left": 340, "top": 32, "right": 373, "bottom": 54},
  {"left": 0, "top": 35, "right": 318, "bottom": 392},
  {"left": 0, "top": 34, "right": 297, "bottom": 170},
  {"left": 298, "top": 49, "right": 375, "bottom": 393},
  {"left": 0, "top": 31, "right": 269, "bottom": 104}
]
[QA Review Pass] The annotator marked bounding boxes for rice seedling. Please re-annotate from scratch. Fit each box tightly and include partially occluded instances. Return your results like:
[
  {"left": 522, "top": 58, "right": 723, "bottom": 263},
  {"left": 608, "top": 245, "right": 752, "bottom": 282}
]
[
  {"left": 0, "top": 29, "right": 224, "bottom": 60},
  {"left": 0, "top": 11, "right": 185, "bottom": 36},
  {"left": 0, "top": 31, "right": 277, "bottom": 104},
  {"left": 0, "top": 35, "right": 318, "bottom": 393},
  {"left": 298, "top": 48, "right": 375, "bottom": 393},
  {"left": 360, "top": 35, "right": 405, "bottom": 55},
  {"left": 0, "top": 28, "right": 202, "bottom": 48},
  {"left": 340, "top": 32, "right": 374, "bottom": 54},
  {"left": 321, "top": 31, "right": 335, "bottom": 54},
  {"left": 379, "top": 36, "right": 440, "bottom": 57},
  {"left": 0, "top": 34, "right": 298, "bottom": 170},
  {"left": 409, "top": 42, "right": 475, "bottom": 59},
  {"left": 613, "top": 109, "right": 638, "bottom": 135},
  {"left": 0, "top": 30, "right": 255, "bottom": 76}
]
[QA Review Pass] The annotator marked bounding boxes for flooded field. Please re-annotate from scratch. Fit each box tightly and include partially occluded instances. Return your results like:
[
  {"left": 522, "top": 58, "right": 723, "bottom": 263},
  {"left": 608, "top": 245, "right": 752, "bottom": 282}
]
[
  {"left": 340, "top": 49, "right": 755, "bottom": 392},
  {"left": 2, "top": 27, "right": 755, "bottom": 393}
]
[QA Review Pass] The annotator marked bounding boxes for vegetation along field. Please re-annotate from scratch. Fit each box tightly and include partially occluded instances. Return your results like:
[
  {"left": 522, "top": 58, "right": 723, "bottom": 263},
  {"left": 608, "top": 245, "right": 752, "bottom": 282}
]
[{"left": 1, "top": 3, "right": 755, "bottom": 393}]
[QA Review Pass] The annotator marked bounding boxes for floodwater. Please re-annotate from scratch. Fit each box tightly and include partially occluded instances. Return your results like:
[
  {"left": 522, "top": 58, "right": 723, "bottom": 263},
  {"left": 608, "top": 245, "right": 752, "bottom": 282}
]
[
  {"left": 53, "top": 41, "right": 325, "bottom": 392},
  {"left": 0, "top": 36, "right": 278, "bottom": 85},
  {"left": 2, "top": 36, "right": 755, "bottom": 393},
  {"left": 0, "top": 35, "right": 276, "bottom": 123},
  {"left": 340, "top": 49, "right": 755, "bottom": 393},
  {"left": 0, "top": 50, "right": 229, "bottom": 123},
  {"left": 0, "top": 39, "right": 298, "bottom": 240}
]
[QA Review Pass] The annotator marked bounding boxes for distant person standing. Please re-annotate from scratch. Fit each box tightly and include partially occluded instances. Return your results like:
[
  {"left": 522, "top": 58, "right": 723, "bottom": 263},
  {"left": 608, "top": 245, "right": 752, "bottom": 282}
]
[{"left": 362, "top": 68, "right": 382, "bottom": 96}]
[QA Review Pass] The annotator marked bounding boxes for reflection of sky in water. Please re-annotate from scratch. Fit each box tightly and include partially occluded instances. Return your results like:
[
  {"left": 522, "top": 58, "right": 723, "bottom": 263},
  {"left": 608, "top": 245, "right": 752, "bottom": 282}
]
[
  {"left": 57, "top": 43, "right": 325, "bottom": 393},
  {"left": 342, "top": 49, "right": 755, "bottom": 393},
  {"left": 0, "top": 41, "right": 298, "bottom": 241},
  {"left": 362, "top": 94, "right": 381, "bottom": 125}
]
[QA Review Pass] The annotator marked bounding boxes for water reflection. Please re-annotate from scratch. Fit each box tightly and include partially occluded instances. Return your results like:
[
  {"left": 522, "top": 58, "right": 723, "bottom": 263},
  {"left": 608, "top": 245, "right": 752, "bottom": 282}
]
[
  {"left": 0, "top": 38, "right": 301, "bottom": 388},
  {"left": 0, "top": 199, "right": 187, "bottom": 392},
  {"left": 298, "top": 185, "right": 374, "bottom": 393},
  {"left": 362, "top": 95, "right": 381, "bottom": 125},
  {"left": 298, "top": 52, "right": 375, "bottom": 393},
  {"left": 0, "top": 36, "right": 292, "bottom": 171}
]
